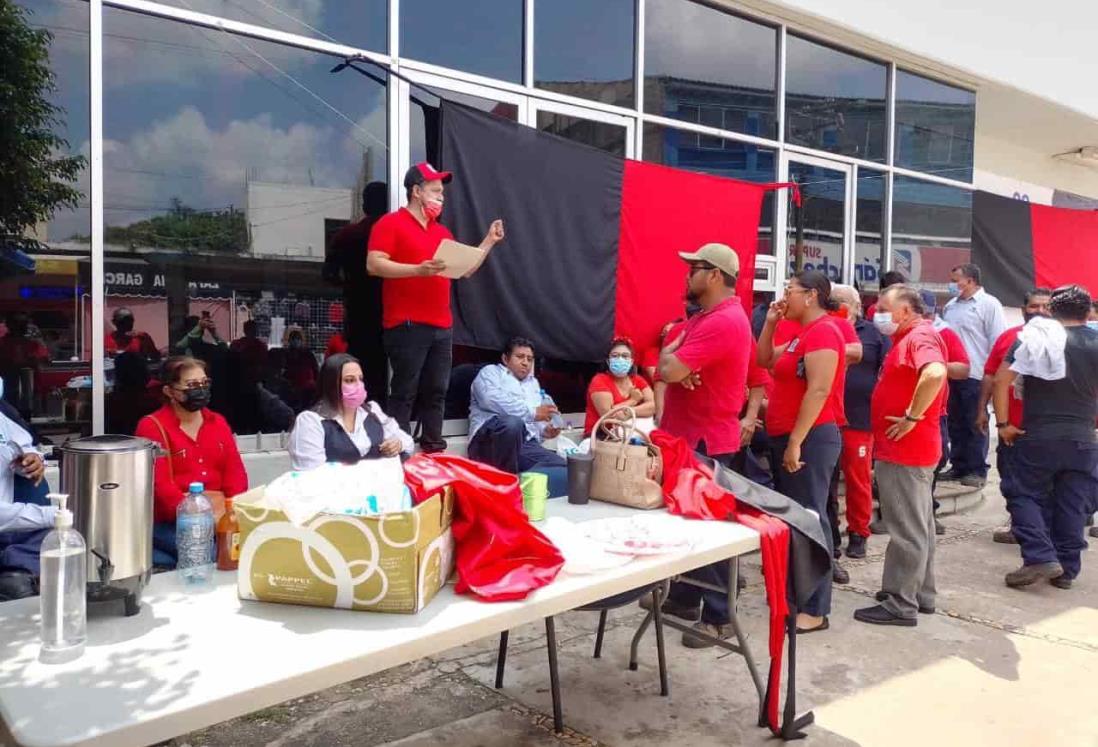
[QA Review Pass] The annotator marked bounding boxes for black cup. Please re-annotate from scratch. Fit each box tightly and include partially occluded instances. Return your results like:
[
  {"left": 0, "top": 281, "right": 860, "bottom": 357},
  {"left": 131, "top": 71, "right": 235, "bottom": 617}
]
[{"left": 567, "top": 452, "right": 595, "bottom": 505}]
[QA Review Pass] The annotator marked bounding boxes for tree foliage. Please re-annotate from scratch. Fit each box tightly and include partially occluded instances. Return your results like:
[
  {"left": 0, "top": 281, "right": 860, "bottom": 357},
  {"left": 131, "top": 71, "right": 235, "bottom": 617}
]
[
  {"left": 104, "top": 198, "right": 249, "bottom": 253},
  {"left": 0, "top": 1, "right": 86, "bottom": 247}
]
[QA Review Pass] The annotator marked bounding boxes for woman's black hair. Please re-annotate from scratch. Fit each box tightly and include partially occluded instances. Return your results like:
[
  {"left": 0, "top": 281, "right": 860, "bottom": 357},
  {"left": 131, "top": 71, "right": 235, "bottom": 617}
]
[
  {"left": 792, "top": 269, "right": 840, "bottom": 312},
  {"left": 314, "top": 352, "right": 361, "bottom": 417}
]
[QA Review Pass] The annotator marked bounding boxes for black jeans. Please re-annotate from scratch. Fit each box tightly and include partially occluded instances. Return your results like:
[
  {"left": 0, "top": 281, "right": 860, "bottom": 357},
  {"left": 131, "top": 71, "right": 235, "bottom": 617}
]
[
  {"left": 947, "top": 378, "right": 988, "bottom": 478},
  {"left": 383, "top": 323, "right": 452, "bottom": 452},
  {"left": 666, "top": 445, "right": 738, "bottom": 625}
]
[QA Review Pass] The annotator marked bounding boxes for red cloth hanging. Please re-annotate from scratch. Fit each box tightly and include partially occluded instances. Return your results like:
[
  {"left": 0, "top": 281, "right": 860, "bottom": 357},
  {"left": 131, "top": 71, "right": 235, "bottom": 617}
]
[
  {"left": 651, "top": 430, "right": 791, "bottom": 734},
  {"left": 404, "top": 454, "right": 564, "bottom": 602}
]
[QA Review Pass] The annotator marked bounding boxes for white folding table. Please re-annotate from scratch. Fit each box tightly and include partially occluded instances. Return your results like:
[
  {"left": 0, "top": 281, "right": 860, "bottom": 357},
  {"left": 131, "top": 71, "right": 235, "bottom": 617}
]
[{"left": 0, "top": 501, "right": 760, "bottom": 747}]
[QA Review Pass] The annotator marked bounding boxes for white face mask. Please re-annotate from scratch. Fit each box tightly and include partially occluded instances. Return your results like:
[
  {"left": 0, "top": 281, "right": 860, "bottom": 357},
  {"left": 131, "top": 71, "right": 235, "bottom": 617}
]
[{"left": 873, "top": 311, "right": 898, "bottom": 336}]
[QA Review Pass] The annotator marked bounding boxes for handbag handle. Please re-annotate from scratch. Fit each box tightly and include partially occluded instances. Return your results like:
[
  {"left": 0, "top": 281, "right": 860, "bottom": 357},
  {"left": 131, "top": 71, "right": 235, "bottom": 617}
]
[
  {"left": 143, "top": 415, "right": 175, "bottom": 487},
  {"left": 593, "top": 405, "right": 661, "bottom": 476}
]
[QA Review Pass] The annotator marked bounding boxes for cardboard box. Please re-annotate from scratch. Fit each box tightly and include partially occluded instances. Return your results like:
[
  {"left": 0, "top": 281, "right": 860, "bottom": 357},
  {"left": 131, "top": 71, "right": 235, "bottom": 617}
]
[{"left": 234, "top": 485, "right": 454, "bottom": 614}]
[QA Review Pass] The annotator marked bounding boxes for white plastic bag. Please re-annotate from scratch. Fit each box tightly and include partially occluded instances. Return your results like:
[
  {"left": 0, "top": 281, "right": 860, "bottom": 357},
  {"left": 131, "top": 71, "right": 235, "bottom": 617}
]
[{"left": 555, "top": 436, "right": 591, "bottom": 458}]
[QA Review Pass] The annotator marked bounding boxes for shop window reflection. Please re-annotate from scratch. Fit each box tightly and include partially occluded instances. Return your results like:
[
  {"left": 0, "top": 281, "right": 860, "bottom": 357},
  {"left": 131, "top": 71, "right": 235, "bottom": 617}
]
[
  {"left": 1, "top": 0, "right": 92, "bottom": 443},
  {"left": 101, "top": 9, "right": 389, "bottom": 437},
  {"left": 890, "top": 176, "right": 973, "bottom": 294}
]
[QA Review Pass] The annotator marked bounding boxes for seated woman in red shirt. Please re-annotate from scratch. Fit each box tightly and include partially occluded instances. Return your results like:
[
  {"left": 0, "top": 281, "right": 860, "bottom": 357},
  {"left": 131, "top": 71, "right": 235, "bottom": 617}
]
[
  {"left": 584, "top": 338, "right": 655, "bottom": 436},
  {"left": 757, "top": 270, "right": 846, "bottom": 634},
  {"left": 136, "top": 356, "right": 248, "bottom": 568}
]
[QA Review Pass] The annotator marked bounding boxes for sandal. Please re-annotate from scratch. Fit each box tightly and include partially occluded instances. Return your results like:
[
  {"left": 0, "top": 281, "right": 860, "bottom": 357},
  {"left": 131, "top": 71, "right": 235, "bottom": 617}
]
[{"left": 796, "top": 616, "right": 830, "bottom": 634}]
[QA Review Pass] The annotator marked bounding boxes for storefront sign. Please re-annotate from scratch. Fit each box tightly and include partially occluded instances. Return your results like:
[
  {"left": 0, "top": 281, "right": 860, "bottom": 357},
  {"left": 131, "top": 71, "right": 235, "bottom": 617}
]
[{"left": 105, "top": 264, "right": 229, "bottom": 297}]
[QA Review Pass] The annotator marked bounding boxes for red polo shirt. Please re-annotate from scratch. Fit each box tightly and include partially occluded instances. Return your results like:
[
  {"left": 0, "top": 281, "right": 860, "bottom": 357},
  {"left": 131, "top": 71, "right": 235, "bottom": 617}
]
[
  {"left": 660, "top": 296, "right": 752, "bottom": 455},
  {"left": 985, "top": 325, "right": 1023, "bottom": 427},
  {"left": 936, "top": 324, "right": 970, "bottom": 416},
  {"left": 367, "top": 207, "right": 455, "bottom": 329},
  {"left": 871, "top": 319, "right": 948, "bottom": 467},
  {"left": 766, "top": 315, "right": 847, "bottom": 436}
]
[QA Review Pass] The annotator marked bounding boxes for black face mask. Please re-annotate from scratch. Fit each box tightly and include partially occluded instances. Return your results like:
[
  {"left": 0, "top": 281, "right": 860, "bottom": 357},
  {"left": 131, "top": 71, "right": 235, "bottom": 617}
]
[{"left": 178, "top": 387, "right": 211, "bottom": 412}]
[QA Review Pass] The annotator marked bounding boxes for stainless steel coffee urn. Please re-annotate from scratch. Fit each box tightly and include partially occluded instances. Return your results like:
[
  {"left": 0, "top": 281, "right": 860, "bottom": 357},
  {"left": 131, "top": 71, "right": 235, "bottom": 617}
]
[{"left": 58, "top": 435, "right": 157, "bottom": 617}]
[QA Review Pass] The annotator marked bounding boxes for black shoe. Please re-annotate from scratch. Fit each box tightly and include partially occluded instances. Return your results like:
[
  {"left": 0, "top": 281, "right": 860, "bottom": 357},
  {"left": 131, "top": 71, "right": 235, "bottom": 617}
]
[
  {"left": 1005, "top": 562, "right": 1064, "bottom": 588},
  {"left": 854, "top": 604, "right": 917, "bottom": 627},
  {"left": 795, "top": 616, "right": 830, "bottom": 634},
  {"left": 846, "top": 533, "right": 867, "bottom": 559},
  {"left": 934, "top": 518, "right": 946, "bottom": 536},
  {"left": 0, "top": 570, "right": 37, "bottom": 602},
  {"left": 937, "top": 468, "right": 965, "bottom": 482},
  {"left": 959, "top": 474, "right": 987, "bottom": 489},
  {"left": 1050, "top": 575, "right": 1073, "bottom": 590},
  {"left": 869, "top": 519, "right": 889, "bottom": 535},
  {"left": 874, "top": 591, "right": 934, "bottom": 614},
  {"left": 832, "top": 562, "right": 850, "bottom": 585}
]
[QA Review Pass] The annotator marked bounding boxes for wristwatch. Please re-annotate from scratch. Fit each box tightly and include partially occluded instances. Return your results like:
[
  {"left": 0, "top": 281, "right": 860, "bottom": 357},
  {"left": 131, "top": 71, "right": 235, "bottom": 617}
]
[{"left": 904, "top": 411, "right": 924, "bottom": 422}]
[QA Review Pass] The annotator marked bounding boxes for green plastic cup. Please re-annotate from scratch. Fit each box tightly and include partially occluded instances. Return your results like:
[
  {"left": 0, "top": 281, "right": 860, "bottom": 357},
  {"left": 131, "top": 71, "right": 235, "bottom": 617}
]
[{"left": 520, "top": 472, "right": 549, "bottom": 521}]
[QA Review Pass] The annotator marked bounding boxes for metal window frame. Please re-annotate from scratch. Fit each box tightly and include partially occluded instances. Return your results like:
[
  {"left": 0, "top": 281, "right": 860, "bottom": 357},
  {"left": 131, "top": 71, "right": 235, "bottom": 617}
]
[
  {"left": 778, "top": 151, "right": 855, "bottom": 286},
  {"left": 82, "top": 0, "right": 982, "bottom": 433}
]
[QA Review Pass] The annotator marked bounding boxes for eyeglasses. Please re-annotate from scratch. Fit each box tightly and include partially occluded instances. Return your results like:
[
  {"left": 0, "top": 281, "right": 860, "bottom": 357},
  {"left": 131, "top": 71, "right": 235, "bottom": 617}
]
[
  {"left": 175, "top": 378, "right": 212, "bottom": 391},
  {"left": 689, "top": 263, "right": 715, "bottom": 275},
  {"left": 783, "top": 286, "right": 810, "bottom": 296}
]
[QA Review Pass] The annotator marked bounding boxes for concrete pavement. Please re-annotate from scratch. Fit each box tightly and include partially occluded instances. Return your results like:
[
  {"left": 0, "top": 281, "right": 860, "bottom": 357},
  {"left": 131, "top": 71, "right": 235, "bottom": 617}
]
[{"left": 175, "top": 457, "right": 1098, "bottom": 747}]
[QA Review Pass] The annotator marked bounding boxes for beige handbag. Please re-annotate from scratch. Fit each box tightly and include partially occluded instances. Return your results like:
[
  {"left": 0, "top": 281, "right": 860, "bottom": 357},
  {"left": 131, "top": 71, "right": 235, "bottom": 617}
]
[{"left": 589, "top": 405, "right": 664, "bottom": 510}]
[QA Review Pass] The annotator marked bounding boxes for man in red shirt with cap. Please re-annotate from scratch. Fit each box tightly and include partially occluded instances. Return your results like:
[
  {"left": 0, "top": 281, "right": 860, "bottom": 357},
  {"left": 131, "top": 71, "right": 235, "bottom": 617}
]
[
  {"left": 856, "top": 284, "right": 948, "bottom": 627},
  {"left": 367, "top": 163, "right": 504, "bottom": 452},
  {"left": 655, "top": 242, "right": 753, "bottom": 647}
]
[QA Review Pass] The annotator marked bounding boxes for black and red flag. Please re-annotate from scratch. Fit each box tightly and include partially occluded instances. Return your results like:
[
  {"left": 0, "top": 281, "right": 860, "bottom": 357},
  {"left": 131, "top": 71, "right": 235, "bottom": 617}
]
[
  {"left": 973, "top": 190, "right": 1098, "bottom": 302},
  {"left": 437, "top": 100, "right": 794, "bottom": 361}
]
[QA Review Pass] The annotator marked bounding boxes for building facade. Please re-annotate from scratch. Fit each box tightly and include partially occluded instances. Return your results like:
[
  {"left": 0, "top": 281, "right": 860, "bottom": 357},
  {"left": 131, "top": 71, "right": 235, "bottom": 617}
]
[{"left": 3, "top": 0, "right": 1097, "bottom": 443}]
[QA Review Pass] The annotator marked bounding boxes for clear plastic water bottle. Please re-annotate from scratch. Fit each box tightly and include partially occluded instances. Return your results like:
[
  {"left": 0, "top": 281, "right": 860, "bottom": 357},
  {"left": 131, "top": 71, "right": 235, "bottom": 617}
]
[
  {"left": 40, "top": 493, "right": 86, "bottom": 664},
  {"left": 177, "top": 482, "right": 215, "bottom": 588},
  {"left": 540, "top": 389, "right": 566, "bottom": 430}
]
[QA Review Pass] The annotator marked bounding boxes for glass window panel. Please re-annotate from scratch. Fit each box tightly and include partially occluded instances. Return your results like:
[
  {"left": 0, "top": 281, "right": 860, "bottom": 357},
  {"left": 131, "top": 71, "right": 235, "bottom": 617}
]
[
  {"left": 153, "top": 0, "right": 388, "bottom": 53},
  {"left": 537, "top": 112, "right": 627, "bottom": 157},
  {"left": 2, "top": 0, "right": 93, "bottom": 439},
  {"left": 401, "top": 0, "right": 523, "bottom": 83},
  {"left": 895, "top": 70, "right": 975, "bottom": 182},
  {"left": 642, "top": 123, "right": 776, "bottom": 255},
  {"left": 644, "top": 0, "right": 778, "bottom": 139},
  {"left": 855, "top": 169, "right": 887, "bottom": 292},
  {"left": 890, "top": 176, "right": 972, "bottom": 295},
  {"left": 103, "top": 9, "right": 389, "bottom": 436},
  {"left": 787, "top": 162, "right": 846, "bottom": 281},
  {"left": 785, "top": 35, "right": 886, "bottom": 162},
  {"left": 534, "top": 0, "right": 635, "bottom": 108}
]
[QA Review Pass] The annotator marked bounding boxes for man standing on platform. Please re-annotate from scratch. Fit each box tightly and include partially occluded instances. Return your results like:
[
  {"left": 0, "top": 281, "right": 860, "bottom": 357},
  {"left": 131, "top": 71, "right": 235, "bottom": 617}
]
[
  {"left": 941, "top": 263, "right": 1006, "bottom": 488},
  {"left": 367, "top": 163, "right": 504, "bottom": 452},
  {"left": 855, "top": 285, "right": 948, "bottom": 627},
  {"left": 655, "top": 243, "right": 753, "bottom": 647}
]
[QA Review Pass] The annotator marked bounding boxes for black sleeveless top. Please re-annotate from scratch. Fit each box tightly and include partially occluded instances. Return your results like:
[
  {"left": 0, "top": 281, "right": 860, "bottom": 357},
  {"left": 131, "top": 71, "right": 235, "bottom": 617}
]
[{"left": 321, "top": 408, "right": 385, "bottom": 464}]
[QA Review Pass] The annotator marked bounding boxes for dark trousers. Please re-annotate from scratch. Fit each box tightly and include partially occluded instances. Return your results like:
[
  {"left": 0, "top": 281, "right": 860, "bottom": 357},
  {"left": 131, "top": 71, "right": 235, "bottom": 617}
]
[
  {"left": 0, "top": 529, "right": 50, "bottom": 576},
  {"left": 931, "top": 415, "right": 950, "bottom": 511},
  {"left": 384, "top": 323, "right": 453, "bottom": 452},
  {"left": 153, "top": 522, "right": 177, "bottom": 568},
  {"left": 344, "top": 291, "right": 388, "bottom": 410},
  {"left": 1005, "top": 438, "right": 1098, "bottom": 580},
  {"left": 468, "top": 415, "right": 567, "bottom": 496},
  {"left": 947, "top": 378, "right": 988, "bottom": 478},
  {"left": 667, "top": 444, "right": 738, "bottom": 625},
  {"left": 770, "top": 424, "right": 842, "bottom": 617}
]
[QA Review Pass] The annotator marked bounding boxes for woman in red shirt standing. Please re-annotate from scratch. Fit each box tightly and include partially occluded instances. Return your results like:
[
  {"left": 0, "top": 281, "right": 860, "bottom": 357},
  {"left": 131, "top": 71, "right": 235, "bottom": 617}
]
[
  {"left": 758, "top": 270, "right": 846, "bottom": 634},
  {"left": 584, "top": 338, "right": 655, "bottom": 436},
  {"left": 136, "top": 356, "right": 248, "bottom": 568}
]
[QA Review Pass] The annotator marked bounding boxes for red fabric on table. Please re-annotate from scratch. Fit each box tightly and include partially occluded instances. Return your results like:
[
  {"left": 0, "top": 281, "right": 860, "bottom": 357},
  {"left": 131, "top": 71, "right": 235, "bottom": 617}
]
[
  {"left": 584, "top": 372, "right": 650, "bottom": 435},
  {"left": 367, "top": 207, "right": 455, "bottom": 329},
  {"left": 871, "top": 319, "right": 948, "bottom": 467},
  {"left": 766, "top": 315, "right": 847, "bottom": 436},
  {"left": 135, "top": 406, "right": 249, "bottom": 523},
  {"left": 650, "top": 430, "right": 791, "bottom": 734},
  {"left": 403, "top": 453, "right": 564, "bottom": 602},
  {"left": 985, "top": 325, "right": 1023, "bottom": 427}
]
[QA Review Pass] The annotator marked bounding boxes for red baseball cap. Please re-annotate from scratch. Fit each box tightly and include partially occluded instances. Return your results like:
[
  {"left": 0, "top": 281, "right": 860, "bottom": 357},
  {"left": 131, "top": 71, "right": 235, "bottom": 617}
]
[{"left": 404, "top": 162, "right": 453, "bottom": 189}]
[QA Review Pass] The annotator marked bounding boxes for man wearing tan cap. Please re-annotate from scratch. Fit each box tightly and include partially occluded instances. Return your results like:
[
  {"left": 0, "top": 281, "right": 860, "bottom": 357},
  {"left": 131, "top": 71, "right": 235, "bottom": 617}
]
[{"left": 657, "top": 242, "right": 754, "bottom": 647}]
